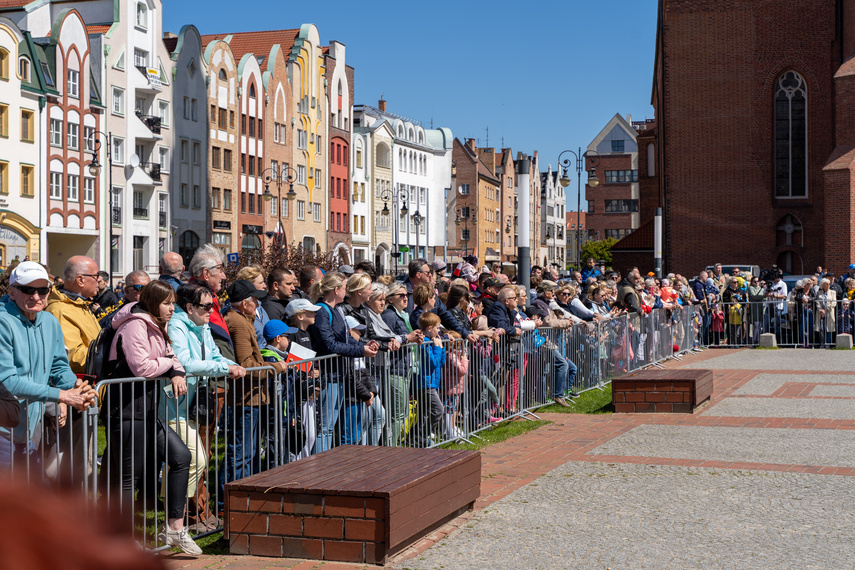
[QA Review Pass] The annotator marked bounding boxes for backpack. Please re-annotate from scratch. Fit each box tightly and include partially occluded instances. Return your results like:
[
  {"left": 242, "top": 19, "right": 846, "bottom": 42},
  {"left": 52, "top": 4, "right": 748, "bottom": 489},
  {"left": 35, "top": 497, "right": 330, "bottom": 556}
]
[{"left": 84, "top": 324, "right": 124, "bottom": 383}]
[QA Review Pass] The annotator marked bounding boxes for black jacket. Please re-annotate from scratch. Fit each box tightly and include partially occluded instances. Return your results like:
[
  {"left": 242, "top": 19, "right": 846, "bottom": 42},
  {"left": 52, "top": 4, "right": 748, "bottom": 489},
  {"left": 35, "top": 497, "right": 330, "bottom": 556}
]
[{"left": 262, "top": 295, "right": 291, "bottom": 322}]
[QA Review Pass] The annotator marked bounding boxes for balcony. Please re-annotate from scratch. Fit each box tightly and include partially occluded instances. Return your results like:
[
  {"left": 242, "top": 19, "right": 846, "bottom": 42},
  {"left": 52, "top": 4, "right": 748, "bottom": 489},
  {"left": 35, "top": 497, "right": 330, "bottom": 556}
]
[
  {"left": 136, "top": 112, "right": 162, "bottom": 135},
  {"left": 141, "top": 162, "right": 161, "bottom": 182},
  {"left": 133, "top": 207, "right": 149, "bottom": 219},
  {"left": 135, "top": 65, "right": 162, "bottom": 93},
  {"left": 112, "top": 207, "right": 122, "bottom": 225}
]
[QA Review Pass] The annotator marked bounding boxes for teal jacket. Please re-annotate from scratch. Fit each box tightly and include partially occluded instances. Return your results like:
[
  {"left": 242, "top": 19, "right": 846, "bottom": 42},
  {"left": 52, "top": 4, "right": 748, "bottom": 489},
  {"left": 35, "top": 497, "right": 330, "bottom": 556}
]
[
  {"left": 162, "top": 307, "right": 236, "bottom": 422},
  {"left": 0, "top": 295, "right": 77, "bottom": 441}
]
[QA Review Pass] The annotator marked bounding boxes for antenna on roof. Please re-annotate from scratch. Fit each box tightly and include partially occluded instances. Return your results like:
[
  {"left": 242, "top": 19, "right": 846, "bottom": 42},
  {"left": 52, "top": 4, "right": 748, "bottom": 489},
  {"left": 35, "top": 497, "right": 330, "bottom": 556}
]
[{"left": 484, "top": 126, "right": 489, "bottom": 148}]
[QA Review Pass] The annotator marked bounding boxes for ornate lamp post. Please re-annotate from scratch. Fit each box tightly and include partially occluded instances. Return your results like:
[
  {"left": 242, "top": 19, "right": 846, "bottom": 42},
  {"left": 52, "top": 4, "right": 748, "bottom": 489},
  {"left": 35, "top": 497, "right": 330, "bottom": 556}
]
[
  {"left": 558, "top": 148, "right": 600, "bottom": 271},
  {"left": 455, "top": 206, "right": 477, "bottom": 261},
  {"left": 261, "top": 164, "right": 297, "bottom": 248},
  {"left": 380, "top": 187, "right": 410, "bottom": 273},
  {"left": 87, "top": 131, "right": 114, "bottom": 286}
]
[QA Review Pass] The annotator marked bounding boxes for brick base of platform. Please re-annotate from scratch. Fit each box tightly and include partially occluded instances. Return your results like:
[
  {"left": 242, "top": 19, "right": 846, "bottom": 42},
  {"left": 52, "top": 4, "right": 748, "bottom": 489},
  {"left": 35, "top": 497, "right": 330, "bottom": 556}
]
[{"left": 612, "top": 369, "right": 713, "bottom": 413}]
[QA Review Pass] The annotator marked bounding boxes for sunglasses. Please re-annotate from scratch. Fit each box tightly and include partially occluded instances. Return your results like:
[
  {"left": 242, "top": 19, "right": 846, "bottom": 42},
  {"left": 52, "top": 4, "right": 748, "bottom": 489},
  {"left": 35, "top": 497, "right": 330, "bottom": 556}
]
[
  {"left": 557, "top": 291, "right": 570, "bottom": 296},
  {"left": 79, "top": 273, "right": 100, "bottom": 280},
  {"left": 14, "top": 284, "right": 51, "bottom": 296},
  {"left": 129, "top": 284, "right": 145, "bottom": 292},
  {"left": 193, "top": 302, "right": 216, "bottom": 311}
]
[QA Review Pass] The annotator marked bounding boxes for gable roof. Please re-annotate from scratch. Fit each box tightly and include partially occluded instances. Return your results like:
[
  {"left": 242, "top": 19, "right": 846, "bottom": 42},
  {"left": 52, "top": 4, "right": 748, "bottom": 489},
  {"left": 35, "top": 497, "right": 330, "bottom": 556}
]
[
  {"left": 199, "top": 29, "right": 299, "bottom": 63},
  {"left": 611, "top": 219, "right": 653, "bottom": 251}
]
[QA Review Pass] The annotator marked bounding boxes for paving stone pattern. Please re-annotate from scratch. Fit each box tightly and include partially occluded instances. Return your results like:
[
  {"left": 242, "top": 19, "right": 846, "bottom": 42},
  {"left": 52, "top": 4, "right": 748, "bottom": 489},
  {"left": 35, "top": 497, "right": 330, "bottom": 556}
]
[
  {"left": 705, "top": 397, "right": 855, "bottom": 420},
  {"left": 734, "top": 373, "right": 855, "bottom": 395},
  {"left": 403, "top": 462, "right": 855, "bottom": 570},
  {"left": 590, "top": 424, "right": 855, "bottom": 467},
  {"left": 809, "top": 384, "right": 855, "bottom": 398},
  {"left": 681, "top": 349, "right": 855, "bottom": 371}
]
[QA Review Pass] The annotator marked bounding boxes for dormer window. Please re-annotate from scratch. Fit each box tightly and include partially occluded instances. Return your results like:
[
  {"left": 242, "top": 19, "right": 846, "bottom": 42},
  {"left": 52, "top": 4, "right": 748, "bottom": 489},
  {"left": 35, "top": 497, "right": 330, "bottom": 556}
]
[
  {"left": 136, "top": 2, "right": 147, "bottom": 28},
  {"left": 18, "top": 57, "right": 29, "bottom": 81}
]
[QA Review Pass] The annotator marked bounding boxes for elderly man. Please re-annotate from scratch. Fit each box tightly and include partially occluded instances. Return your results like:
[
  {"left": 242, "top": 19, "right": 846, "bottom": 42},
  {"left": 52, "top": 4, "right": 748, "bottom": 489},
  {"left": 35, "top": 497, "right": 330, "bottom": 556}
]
[
  {"left": 98, "top": 270, "right": 150, "bottom": 327},
  {"left": 0, "top": 262, "right": 95, "bottom": 470},
  {"left": 487, "top": 287, "right": 522, "bottom": 338},
  {"left": 46, "top": 256, "right": 101, "bottom": 374},
  {"left": 159, "top": 251, "right": 185, "bottom": 291},
  {"left": 262, "top": 268, "right": 297, "bottom": 321},
  {"left": 189, "top": 244, "right": 233, "bottom": 360},
  {"left": 404, "top": 258, "right": 478, "bottom": 343}
]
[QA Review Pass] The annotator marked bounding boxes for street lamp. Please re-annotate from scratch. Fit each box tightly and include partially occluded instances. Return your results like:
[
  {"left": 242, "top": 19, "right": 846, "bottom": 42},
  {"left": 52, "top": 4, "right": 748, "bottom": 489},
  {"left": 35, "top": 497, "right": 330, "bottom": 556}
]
[
  {"left": 261, "top": 164, "right": 297, "bottom": 248},
  {"left": 380, "top": 186, "right": 410, "bottom": 272},
  {"left": 87, "top": 131, "right": 114, "bottom": 286},
  {"left": 558, "top": 148, "right": 600, "bottom": 270},
  {"left": 455, "top": 206, "right": 476, "bottom": 261},
  {"left": 412, "top": 210, "right": 423, "bottom": 259}
]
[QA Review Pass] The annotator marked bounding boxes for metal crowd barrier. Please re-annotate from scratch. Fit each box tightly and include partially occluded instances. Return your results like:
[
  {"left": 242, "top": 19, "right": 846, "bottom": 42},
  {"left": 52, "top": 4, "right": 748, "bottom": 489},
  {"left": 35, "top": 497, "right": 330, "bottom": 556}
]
[
  {"left": 0, "top": 306, "right": 705, "bottom": 551},
  {"left": 698, "top": 298, "right": 851, "bottom": 348}
]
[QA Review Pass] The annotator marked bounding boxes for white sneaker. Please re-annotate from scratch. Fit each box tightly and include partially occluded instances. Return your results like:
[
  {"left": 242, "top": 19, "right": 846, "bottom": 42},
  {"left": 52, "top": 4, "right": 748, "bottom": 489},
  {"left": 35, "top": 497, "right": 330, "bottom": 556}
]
[{"left": 159, "top": 527, "right": 203, "bottom": 556}]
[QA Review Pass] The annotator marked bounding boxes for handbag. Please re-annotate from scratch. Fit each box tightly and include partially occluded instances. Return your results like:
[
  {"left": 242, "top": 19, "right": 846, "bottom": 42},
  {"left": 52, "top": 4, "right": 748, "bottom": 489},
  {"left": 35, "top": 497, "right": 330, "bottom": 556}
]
[{"left": 189, "top": 379, "right": 219, "bottom": 424}]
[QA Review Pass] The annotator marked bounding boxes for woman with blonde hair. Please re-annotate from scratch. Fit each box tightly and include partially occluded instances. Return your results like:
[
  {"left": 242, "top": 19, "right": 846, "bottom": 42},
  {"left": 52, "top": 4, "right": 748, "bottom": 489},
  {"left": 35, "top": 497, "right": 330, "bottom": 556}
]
[
  {"left": 307, "top": 272, "right": 379, "bottom": 452},
  {"left": 815, "top": 278, "right": 837, "bottom": 346}
]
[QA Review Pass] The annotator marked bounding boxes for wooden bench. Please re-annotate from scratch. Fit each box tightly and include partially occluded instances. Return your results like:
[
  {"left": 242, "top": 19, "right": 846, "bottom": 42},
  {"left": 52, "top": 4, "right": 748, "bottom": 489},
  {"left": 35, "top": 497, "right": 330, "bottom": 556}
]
[
  {"left": 612, "top": 369, "right": 713, "bottom": 413},
  {"left": 225, "top": 445, "right": 481, "bottom": 564}
]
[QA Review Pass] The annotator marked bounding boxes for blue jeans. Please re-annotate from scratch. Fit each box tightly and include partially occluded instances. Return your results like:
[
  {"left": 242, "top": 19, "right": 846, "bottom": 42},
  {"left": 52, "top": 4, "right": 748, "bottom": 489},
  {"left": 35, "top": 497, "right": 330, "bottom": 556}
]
[
  {"left": 552, "top": 349, "right": 576, "bottom": 397},
  {"left": 0, "top": 435, "right": 40, "bottom": 476},
  {"left": 218, "top": 405, "right": 259, "bottom": 507},
  {"left": 342, "top": 402, "right": 363, "bottom": 445},
  {"left": 364, "top": 394, "right": 385, "bottom": 446},
  {"left": 315, "top": 382, "right": 343, "bottom": 453}
]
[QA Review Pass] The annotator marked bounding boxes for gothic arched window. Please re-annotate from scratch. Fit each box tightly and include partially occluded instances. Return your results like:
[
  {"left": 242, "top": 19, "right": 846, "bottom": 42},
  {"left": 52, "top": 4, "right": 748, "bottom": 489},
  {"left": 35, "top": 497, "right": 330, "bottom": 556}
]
[{"left": 775, "top": 71, "right": 807, "bottom": 198}]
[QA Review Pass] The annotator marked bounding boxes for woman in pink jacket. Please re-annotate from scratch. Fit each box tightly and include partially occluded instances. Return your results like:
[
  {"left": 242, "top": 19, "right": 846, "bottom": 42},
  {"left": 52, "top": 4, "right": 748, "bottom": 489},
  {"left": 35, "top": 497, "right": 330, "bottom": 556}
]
[{"left": 101, "top": 280, "right": 200, "bottom": 555}]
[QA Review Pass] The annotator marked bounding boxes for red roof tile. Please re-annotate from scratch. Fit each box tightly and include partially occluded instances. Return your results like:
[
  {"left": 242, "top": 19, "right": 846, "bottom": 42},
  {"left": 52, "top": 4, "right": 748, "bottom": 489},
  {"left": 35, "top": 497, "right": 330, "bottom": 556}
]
[
  {"left": 611, "top": 219, "right": 654, "bottom": 250},
  {"left": 199, "top": 29, "right": 300, "bottom": 63},
  {"left": 86, "top": 25, "right": 112, "bottom": 35},
  {"left": 163, "top": 36, "right": 178, "bottom": 54}
]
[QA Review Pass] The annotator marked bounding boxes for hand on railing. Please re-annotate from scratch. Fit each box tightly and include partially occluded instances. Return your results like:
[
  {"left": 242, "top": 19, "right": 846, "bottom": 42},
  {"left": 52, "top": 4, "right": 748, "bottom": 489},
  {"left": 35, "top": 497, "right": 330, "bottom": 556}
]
[
  {"left": 388, "top": 338, "right": 401, "bottom": 351},
  {"left": 466, "top": 333, "right": 480, "bottom": 344},
  {"left": 228, "top": 364, "right": 246, "bottom": 379},
  {"left": 58, "top": 403, "right": 68, "bottom": 428},
  {"left": 59, "top": 378, "right": 97, "bottom": 411},
  {"left": 404, "top": 330, "right": 423, "bottom": 344},
  {"left": 364, "top": 340, "right": 379, "bottom": 357},
  {"left": 171, "top": 376, "right": 188, "bottom": 398}
]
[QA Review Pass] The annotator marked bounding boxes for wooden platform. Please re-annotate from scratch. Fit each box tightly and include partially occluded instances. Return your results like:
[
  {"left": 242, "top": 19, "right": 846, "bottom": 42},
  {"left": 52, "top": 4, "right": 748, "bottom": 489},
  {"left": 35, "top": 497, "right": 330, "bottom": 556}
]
[
  {"left": 612, "top": 369, "right": 713, "bottom": 413},
  {"left": 225, "top": 445, "right": 481, "bottom": 564}
]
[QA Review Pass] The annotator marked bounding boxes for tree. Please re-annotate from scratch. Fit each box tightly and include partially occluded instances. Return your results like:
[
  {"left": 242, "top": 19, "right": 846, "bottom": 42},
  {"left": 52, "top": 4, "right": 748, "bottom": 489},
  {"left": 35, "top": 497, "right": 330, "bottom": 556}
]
[
  {"left": 580, "top": 238, "right": 618, "bottom": 266},
  {"left": 225, "top": 242, "right": 342, "bottom": 283}
]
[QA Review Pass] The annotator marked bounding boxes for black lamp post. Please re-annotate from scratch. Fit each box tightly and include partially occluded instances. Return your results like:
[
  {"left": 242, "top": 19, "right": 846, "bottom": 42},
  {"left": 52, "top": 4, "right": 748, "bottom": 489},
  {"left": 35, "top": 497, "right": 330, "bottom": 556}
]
[
  {"left": 380, "top": 186, "right": 409, "bottom": 273},
  {"left": 455, "top": 206, "right": 477, "bottom": 260},
  {"left": 558, "top": 148, "right": 600, "bottom": 271},
  {"left": 261, "top": 164, "right": 297, "bottom": 248},
  {"left": 87, "top": 131, "right": 114, "bottom": 286},
  {"left": 412, "top": 210, "right": 423, "bottom": 260}
]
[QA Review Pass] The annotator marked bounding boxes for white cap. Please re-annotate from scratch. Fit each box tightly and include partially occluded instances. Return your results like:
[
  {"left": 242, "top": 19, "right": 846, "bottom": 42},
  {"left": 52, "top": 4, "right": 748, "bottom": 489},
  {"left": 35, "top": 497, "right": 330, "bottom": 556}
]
[
  {"left": 10, "top": 261, "right": 52, "bottom": 286},
  {"left": 284, "top": 298, "right": 322, "bottom": 317}
]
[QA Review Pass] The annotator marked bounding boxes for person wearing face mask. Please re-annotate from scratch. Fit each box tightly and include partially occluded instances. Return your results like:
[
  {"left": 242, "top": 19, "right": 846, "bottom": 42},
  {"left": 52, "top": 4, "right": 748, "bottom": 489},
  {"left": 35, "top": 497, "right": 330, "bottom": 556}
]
[{"left": 102, "top": 280, "right": 199, "bottom": 555}]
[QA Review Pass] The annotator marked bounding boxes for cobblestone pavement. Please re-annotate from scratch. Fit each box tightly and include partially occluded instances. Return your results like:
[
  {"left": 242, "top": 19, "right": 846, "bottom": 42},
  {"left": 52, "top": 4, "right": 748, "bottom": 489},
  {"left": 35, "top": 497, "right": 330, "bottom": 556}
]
[
  {"left": 166, "top": 348, "right": 855, "bottom": 569},
  {"left": 403, "top": 463, "right": 855, "bottom": 570},
  {"left": 591, "top": 424, "right": 855, "bottom": 467}
]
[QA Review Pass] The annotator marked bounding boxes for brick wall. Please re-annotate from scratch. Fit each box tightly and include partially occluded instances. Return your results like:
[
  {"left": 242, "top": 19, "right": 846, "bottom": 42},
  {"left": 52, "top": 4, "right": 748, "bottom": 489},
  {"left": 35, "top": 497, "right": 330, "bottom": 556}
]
[
  {"left": 228, "top": 491, "right": 387, "bottom": 564},
  {"left": 659, "top": 0, "right": 837, "bottom": 276}
]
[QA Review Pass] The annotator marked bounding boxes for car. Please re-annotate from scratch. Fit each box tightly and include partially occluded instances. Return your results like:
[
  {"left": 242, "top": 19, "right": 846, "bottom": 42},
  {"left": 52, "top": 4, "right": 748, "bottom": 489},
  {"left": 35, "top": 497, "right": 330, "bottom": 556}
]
[
  {"left": 781, "top": 274, "right": 813, "bottom": 293},
  {"left": 705, "top": 264, "right": 761, "bottom": 278}
]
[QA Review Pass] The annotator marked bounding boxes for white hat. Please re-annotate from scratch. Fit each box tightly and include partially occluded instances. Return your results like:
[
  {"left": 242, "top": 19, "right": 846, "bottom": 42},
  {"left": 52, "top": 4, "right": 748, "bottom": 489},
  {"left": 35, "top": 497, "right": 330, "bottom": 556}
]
[
  {"left": 284, "top": 298, "right": 322, "bottom": 317},
  {"left": 10, "top": 261, "right": 52, "bottom": 286}
]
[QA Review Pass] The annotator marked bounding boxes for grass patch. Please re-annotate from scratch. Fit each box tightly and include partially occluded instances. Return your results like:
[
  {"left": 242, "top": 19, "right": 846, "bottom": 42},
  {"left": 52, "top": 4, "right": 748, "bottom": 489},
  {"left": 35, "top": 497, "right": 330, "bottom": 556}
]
[
  {"left": 197, "top": 533, "right": 229, "bottom": 555},
  {"left": 537, "top": 384, "right": 614, "bottom": 414},
  {"left": 440, "top": 419, "right": 551, "bottom": 451}
]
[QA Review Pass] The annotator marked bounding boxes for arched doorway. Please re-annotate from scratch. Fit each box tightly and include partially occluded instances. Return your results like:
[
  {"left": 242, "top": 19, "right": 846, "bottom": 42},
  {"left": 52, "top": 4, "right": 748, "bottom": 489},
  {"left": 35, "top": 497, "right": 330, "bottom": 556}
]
[{"left": 178, "top": 231, "right": 199, "bottom": 267}]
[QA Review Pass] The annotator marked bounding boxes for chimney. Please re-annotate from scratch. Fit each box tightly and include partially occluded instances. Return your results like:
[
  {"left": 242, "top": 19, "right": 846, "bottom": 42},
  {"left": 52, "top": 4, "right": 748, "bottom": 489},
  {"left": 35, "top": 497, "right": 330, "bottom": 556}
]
[
  {"left": 378, "top": 98, "right": 386, "bottom": 112},
  {"left": 466, "top": 138, "right": 476, "bottom": 151}
]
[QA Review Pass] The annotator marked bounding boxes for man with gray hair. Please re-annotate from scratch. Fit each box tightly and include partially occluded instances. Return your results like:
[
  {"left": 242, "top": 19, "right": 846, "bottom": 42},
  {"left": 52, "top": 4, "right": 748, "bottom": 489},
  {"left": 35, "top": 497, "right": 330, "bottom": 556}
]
[
  {"left": 159, "top": 251, "right": 185, "bottom": 291},
  {"left": 189, "top": 244, "right": 233, "bottom": 360}
]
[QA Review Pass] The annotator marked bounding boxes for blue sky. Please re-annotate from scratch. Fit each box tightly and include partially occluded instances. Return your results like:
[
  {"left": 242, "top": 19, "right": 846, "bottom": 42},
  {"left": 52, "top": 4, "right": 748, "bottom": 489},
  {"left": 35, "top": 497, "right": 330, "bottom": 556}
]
[{"left": 165, "top": 0, "right": 658, "bottom": 210}]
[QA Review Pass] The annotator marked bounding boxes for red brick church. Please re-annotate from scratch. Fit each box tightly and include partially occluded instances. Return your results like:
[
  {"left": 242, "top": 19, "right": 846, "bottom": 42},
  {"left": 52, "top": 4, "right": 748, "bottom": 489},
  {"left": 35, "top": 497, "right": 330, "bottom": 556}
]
[{"left": 613, "top": 0, "right": 855, "bottom": 276}]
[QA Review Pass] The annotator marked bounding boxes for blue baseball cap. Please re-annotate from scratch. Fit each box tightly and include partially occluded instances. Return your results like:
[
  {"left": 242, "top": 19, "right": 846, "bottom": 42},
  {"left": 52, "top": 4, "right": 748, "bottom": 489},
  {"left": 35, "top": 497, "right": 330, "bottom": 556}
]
[{"left": 263, "top": 319, "right": 297, "bottom": 339}]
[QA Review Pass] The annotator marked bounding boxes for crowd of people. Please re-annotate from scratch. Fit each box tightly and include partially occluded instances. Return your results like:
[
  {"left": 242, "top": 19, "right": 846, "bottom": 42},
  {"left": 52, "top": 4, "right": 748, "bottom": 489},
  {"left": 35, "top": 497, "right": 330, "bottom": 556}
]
[
  {"left": 14, "top": 249, "right": 849, "bottom": 554},
  {"left": 0, "top": 248, "right": 633, "bottom": 554}
]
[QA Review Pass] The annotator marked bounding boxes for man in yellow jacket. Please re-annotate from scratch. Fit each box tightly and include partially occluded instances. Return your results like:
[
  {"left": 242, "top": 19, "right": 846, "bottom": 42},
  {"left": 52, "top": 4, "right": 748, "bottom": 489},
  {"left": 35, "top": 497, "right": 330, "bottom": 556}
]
[
  {"left": 46, "top": 256, "right": 101, "bottom": 374},
  {"left": 44, "top": 255, "right": 101, "bottom": 484}
]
